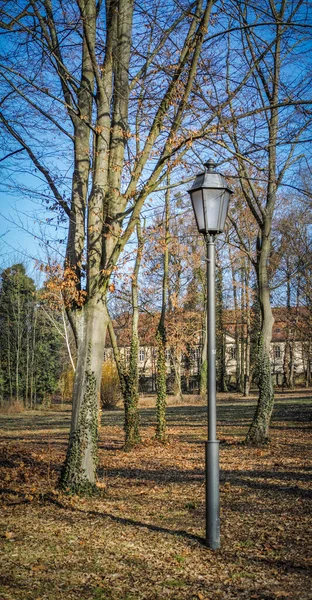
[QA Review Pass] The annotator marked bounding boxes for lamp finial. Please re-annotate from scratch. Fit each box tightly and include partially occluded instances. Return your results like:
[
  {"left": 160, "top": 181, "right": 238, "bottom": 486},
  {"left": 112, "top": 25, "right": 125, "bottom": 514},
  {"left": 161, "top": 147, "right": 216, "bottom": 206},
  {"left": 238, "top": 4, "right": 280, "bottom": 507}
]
[{"left": 204, "top": 159, "right": 217, "bottom": 173}]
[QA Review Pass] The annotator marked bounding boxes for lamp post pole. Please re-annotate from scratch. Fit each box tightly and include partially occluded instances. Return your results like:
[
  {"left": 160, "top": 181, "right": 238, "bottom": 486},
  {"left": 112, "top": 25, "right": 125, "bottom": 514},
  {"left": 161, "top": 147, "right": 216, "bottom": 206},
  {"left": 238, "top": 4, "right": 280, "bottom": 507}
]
[
  {"left": 188, "top": 159, "right": 233, "bottom": 550},
  {"left": 205, "top": 233, "right": 220, "bottom": 550}
]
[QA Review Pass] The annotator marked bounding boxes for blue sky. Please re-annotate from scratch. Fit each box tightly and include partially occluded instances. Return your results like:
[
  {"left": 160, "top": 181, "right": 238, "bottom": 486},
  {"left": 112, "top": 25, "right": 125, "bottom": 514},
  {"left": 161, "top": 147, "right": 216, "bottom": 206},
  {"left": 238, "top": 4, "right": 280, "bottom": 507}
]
[{"left": 0, "top": 179, "right": 66, "bottom": 282}]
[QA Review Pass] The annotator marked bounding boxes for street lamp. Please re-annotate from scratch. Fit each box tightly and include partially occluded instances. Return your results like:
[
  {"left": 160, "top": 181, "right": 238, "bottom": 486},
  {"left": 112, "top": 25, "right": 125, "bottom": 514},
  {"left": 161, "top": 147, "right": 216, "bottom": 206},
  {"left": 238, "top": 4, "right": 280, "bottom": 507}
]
[{"left": 188, "top": 159, "right": 233, "bottom": 550}]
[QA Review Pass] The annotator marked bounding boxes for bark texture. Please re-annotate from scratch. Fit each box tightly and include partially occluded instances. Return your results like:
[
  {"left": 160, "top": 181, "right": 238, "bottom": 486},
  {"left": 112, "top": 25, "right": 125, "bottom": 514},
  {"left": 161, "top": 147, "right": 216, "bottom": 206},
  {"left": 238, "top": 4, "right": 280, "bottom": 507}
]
[
  {"left": 123, "top": 222, "right": 144, "bottom": 448},
  {"left": 60, "top": 301, "right": 108, "bottom": 492}
]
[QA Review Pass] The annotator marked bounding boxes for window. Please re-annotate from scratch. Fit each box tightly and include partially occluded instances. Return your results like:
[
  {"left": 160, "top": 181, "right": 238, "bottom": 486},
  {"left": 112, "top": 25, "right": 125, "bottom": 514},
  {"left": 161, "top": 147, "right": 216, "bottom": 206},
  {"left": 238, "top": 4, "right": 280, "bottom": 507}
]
[
  {"left": 193, "top": 347, "right": 200, "bottom": 359},
  {"left": 274, "top": 345, "right": 281, "bottom": 359},
  {"left": 139, "top": 348, "right": 145, "bottom": 362},
  {"left": 229, "top": 346, "right": 237, "bottom": 360}
]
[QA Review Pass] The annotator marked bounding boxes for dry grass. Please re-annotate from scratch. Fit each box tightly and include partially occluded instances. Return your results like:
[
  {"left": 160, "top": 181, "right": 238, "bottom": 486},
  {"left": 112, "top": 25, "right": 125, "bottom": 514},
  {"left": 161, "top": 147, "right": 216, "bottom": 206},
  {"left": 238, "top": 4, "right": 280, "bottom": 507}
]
[
  {"left": 0, "top": 393, "right": 311, "bottom": 600},
  {"left": 0, "top": 399, "right": 25, "bottom": 415}
]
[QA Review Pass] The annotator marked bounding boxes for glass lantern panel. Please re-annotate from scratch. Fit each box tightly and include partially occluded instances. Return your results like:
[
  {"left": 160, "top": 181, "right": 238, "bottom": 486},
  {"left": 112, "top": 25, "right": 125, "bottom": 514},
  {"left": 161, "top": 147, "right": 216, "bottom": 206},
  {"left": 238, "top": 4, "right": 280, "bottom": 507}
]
[
  {"left": 191, "top": 189, "right": 205, "bottom": 232},
  {"left": 203, "top": 189, "right": 224, "bottom": 232},
  {"left": 218, "top": 190, "right": 230, "bottom": 232}
]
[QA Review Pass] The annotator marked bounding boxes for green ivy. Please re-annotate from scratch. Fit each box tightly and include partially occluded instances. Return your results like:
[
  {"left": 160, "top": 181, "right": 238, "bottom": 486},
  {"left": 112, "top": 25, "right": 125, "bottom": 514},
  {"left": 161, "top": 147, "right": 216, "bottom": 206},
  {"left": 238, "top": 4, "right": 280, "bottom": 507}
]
[
  {"left": 155, "top": 326, "right": 167, "bottom": 442},
  {"left": 124, "top": 335, "right": 141, "bottom": 449},
  {"left": 60, "top": 352, "right": 99, "bottom": 495},
  {"left": 246, "top": 334, "right": 274, "bottom": 444}
]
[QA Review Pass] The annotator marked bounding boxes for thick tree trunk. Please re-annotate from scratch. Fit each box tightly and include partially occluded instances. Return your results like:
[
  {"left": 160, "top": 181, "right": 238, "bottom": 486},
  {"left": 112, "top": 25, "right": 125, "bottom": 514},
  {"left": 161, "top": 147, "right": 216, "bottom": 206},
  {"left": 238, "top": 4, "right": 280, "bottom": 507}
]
[
  {"left": 60, "top": 298, "right": 108, "bottom": 493},
  {"left": 246, "top": 238, "right": 274, "bottom": 444}
]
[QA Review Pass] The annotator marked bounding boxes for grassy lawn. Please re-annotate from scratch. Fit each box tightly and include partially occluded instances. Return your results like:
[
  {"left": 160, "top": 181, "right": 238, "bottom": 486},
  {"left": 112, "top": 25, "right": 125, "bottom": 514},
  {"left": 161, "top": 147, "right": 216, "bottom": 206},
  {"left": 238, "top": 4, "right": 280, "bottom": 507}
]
[{"left": 0, "top": 394, "right": 311, "bottom": 600}]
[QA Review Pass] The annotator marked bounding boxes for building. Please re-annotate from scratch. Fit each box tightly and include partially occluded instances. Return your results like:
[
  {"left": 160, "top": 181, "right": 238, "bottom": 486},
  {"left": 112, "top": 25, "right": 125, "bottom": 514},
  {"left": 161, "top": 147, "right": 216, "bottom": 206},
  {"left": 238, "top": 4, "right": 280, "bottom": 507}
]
[{"left": 104, "top": 308, "right": 311, "bottom": 392}]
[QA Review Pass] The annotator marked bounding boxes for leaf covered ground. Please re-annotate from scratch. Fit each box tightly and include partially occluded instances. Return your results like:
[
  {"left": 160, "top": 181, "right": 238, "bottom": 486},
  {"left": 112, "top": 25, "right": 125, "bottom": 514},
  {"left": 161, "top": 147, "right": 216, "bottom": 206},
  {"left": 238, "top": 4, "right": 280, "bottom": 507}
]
[{"left": 0, "top": 394, "right": 311, "bottom": 600}]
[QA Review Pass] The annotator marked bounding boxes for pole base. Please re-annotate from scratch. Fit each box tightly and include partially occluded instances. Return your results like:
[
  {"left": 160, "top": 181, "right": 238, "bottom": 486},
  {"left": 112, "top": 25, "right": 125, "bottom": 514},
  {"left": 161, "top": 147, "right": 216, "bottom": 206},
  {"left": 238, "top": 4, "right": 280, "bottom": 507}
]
[{"left": 205, "top": 440, "right": 220, "bottom": 550}]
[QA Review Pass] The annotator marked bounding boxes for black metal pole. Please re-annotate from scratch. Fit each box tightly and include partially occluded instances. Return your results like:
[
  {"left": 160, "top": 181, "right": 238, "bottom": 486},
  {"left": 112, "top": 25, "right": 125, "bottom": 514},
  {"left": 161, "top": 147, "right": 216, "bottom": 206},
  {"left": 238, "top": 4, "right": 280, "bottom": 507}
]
[{"left": 205, "top": 234, "right": 220, "bottom": 550}]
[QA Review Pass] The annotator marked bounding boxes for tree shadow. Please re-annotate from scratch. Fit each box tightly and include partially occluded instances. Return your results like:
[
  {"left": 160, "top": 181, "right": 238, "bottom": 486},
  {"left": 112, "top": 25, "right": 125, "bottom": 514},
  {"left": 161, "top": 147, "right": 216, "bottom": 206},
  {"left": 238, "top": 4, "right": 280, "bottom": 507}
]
[
  {"left": 101, "top": 400, "right": 312, "bottom": 430},
  {"left": 0, "top": 449, "right": 60, "bottom": 473},
  {"left": 43, "top": 493, "right": 204, "bottom": 545},
  {"left": 221, "top": 469, "right": 312, "bottom": 499},
  {"left": 96, "top": 463, "right": 312, "bottom": 500}
]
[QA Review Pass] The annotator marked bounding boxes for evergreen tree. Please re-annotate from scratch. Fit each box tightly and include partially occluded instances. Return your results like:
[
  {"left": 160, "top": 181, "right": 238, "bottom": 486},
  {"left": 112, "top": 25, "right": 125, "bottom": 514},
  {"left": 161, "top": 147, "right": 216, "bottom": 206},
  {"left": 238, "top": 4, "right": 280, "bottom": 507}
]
[
  {"left": 0, "top": 264, "right": 62, "bottom": 407},
  {"left": 0, "top": 264, "right": 35, "bottom": 404}
]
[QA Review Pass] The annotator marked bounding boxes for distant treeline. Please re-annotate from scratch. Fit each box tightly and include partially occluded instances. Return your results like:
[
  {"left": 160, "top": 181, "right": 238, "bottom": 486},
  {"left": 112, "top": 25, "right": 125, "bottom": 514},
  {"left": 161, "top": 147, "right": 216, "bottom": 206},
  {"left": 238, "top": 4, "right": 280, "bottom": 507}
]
[{"left": 0, "top": 264, "right": 63, "bottom": 408}]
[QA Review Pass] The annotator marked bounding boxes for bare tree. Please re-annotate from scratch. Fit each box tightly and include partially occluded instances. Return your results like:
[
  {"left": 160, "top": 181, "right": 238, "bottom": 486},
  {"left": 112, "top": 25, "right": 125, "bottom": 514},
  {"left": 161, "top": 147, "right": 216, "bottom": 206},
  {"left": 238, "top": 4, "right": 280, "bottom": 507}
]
[
  {"left": 0, "top": 0, "right": 218, "bottom": 491},
  {"left": 212, "top": 0, "right": 312, "bottom": 442}
]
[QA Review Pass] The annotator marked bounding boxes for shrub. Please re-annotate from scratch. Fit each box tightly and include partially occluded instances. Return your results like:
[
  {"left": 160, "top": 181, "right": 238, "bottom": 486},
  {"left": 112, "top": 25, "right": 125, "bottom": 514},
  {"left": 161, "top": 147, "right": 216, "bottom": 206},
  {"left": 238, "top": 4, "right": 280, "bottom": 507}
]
[
  {"left": 59, "top": 369, "right": 75, "bottom": 402},
  {"left": 100, "top": 360, "right": 121, "bottom": 410},
  {"left": 59, "top": 361, "right": 121, "bottom": 410}
]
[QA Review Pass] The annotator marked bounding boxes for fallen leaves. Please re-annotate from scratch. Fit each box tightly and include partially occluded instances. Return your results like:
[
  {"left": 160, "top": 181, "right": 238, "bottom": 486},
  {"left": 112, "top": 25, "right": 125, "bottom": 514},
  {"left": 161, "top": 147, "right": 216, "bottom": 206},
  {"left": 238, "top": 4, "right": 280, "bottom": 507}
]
[
  {"left": 4, "top": 531, "right": 15, "bottom": 539},
  {"left": 0, "top": 398, "right": 311, "bottom": 600}
]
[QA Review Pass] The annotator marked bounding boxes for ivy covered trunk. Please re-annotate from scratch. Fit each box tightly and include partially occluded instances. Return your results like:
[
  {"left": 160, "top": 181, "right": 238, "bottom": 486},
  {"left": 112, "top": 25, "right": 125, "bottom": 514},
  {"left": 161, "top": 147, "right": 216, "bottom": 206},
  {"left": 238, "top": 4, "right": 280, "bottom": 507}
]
[
  {"left": 243, "top": 269, "right": 251, "bottom": 397},
  {"left": 155, "top": 182, "right": 170, "bottom": 442},
  {"left": 0, "top": 0, "right": 219, "bottom": 492},
  {"left": 216, "top": 265, "right": 227, "bottom": 392},
  {"left": 199, "top": 315, "right": 207, "bottom": 396},
  {"left": 243, "top": 323, "right": 251, "bottom": 397},
  {"left": 283, "top": 272, "right": 293, "bottom": 389},
  {"left": 246, "top": 235, "right": 274, "bottom": 444},
  {"left": 60, "top": 299, "right": 108, "bottom": 493},
  {"left": 155, "top": 325, "right": 167, "bottom": 442},
  {"left": 200, "top": 357, "right": 207, "bottom": 397},
  {"left": 124, "top": 332, "right": 141, "bottom": 448}
]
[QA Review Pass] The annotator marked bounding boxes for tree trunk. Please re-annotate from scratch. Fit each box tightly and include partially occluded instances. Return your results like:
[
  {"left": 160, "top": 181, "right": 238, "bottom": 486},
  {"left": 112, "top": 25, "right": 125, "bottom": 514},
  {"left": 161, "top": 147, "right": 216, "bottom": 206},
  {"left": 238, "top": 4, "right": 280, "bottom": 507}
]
[
  {"left": 15, "top": 283, "right": 21, "bottom": 402},
  {"left": 123, "top": 221, "right": 144, "bottom": 448},
  {"left": 306, "top": 345, "right": 311, "bottom": 387},
  {"left": 7, "top": 317, "right": 13, "bottom": 402},
  {"left": 243, "top": 262, "right": 251, "bottom": 397},
  {"left": 246, "top": 236, "right": 274, "bottom": 444},
  {"left": 172, "top": 349, "right": 183, "bottom": 402},
  {"left": 244, "top": 327, "right": 251, "bottom": 397},
  {"left": 155, "top": 181, "right": 170, "bottom": 442},
  {"left": 30, "top": 307, "right": 37, "bottom": 409},
  {"left": 245, "top": 1, "right": 283, "bottom": 442},
  {"left": 229, "top": 248, "right": 241, "bottom": 392},
  {"left": 216, "top": 264, "right": 227, "bottom": 392},
  {"left": 200, "top": 328, "right": 207, "bottom": 397},
  {"left": 124, "top": 333, "right": 140, "bottom": 448},
  {"left": 199, "top": 291, "right": 207, "bottom": 396},
  {"left": 283, "top": 267, "right": 293, "bottom": 389},
  {"left": 155, "top": 325, "right": 167, "bottom": 441},
  {"left": 60, "top": 299, "right": 108, "bottom": 493}
]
